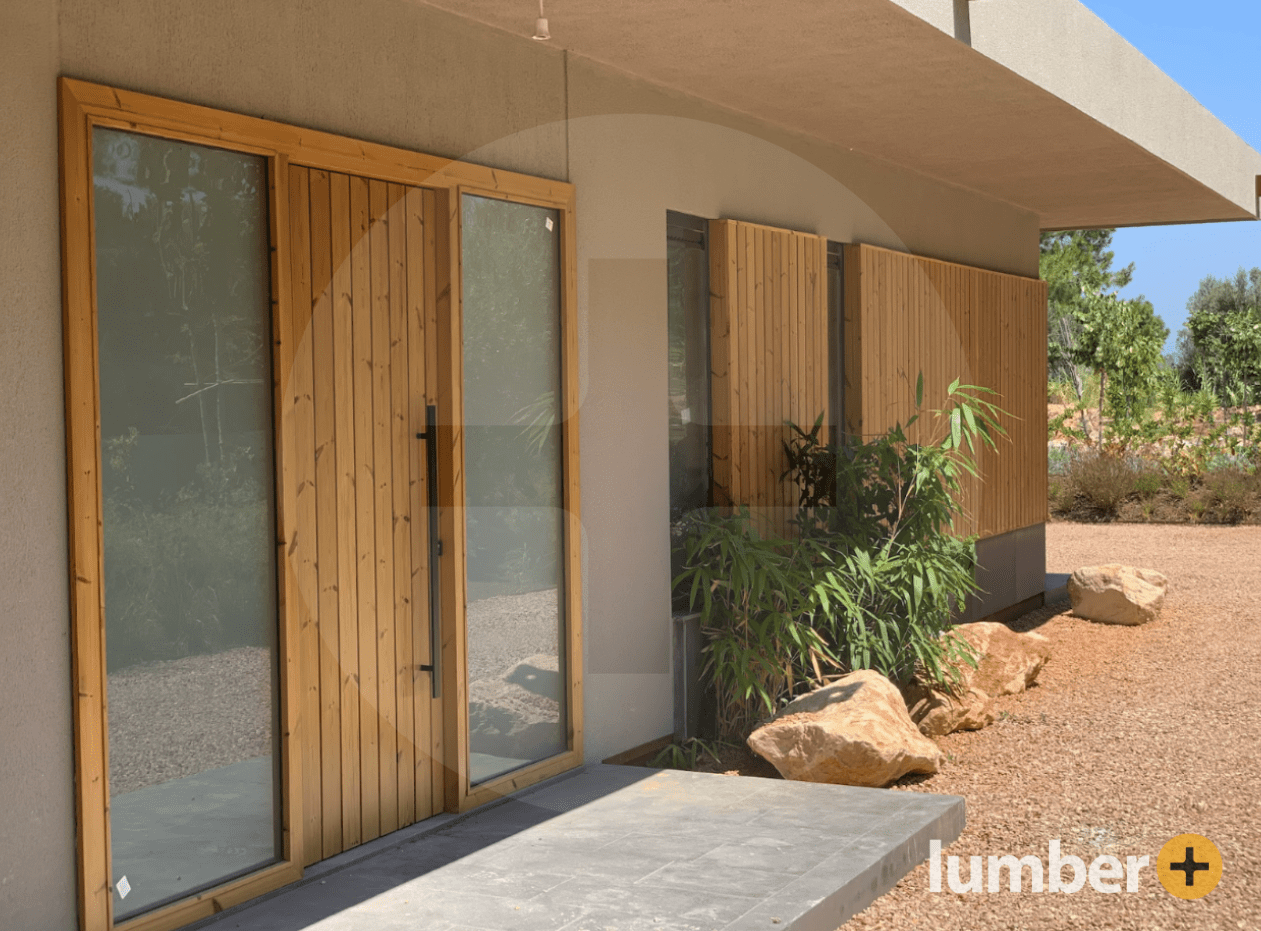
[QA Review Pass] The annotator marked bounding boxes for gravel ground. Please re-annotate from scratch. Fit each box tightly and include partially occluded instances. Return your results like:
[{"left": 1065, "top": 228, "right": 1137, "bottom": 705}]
[
  {"left": 466, "top": 587, "right": 562, "bottom": 683},
  {"left": 842, "top": 522, "right": 1261, "bottom": 931},
  {"left": 107, "top": 589, "right": 562, "bottom": 796},
  {"left": 108, "top": 646, "right": 274, "bottom": 796}
]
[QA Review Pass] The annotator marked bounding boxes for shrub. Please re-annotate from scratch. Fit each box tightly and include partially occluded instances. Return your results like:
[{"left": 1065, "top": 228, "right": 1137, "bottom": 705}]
[
  {"left": 1048, "top": 378, "right": 1078, "bottom": 406},
  {"left": 102, "top": 449, "right": 274, "bottom": 671},
  {"left": 673, "top": 510, "right": 835, "bottom": 736},
  {"left": 1067, "top": 451, "right": 1136, "bottom": 516},
  {"left": 1048, "top": 475, "right": 1074, "bottom": 515},
  {"left": 1048, "top": 444, "right": 1071, "bottom": 476},
  {"left": 650, "top": 738, "right": 724, "bottom": 771},
  {"left": 1132, "top": 470, "right": 1163, "bottom": 498},
  {"left": 676, "top": 376, "right": 1000, "bottom": 737},
  {"left": 1201, "top": 468, "right": 1256, "bottom": 523}
]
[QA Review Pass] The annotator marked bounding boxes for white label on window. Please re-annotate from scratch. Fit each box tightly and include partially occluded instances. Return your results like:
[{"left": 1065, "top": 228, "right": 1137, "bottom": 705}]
[
  {"left": 680, "top": 407, "right": 692, "bottom": 425},
  {"left": 116, "top": 876, "right": 131, "bottom": 899},
  {"left": 545, "top": 217, "right": 554, "bottom": 231}
]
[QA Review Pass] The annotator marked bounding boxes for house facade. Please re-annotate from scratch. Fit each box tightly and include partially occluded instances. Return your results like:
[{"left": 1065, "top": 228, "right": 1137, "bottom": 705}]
[{"left": 2, "top": 1, "right": 1258, "bottom": 930}]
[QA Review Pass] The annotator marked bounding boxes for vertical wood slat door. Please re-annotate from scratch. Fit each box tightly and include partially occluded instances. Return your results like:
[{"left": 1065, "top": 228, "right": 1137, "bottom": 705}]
[
  {"left": 285, "top": 166, "right": 442, "bottom": 866},
  {"left": 709, "top": 218, "right": 828, "bottom": 536}
]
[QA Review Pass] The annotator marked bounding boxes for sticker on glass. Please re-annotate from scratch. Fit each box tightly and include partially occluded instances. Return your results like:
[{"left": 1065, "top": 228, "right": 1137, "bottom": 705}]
[
  {"left": 116, "top": 876, "right": 131, "bottom": 899},
  {"left": 545, "top": 217, "right": 554, "bottom": 231}
]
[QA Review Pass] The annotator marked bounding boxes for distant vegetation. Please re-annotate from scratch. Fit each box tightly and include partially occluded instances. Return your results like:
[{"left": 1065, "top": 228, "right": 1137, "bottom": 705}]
[{"left": 1042, "top": 231, "right": 1260, "bottom": 524}]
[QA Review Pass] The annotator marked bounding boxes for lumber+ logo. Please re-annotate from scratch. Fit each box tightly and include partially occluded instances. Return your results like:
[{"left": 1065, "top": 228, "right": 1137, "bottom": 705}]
[
  {"left": 1156, "top": 833, "right": 1223, "bottom": 900},
  {"left": 928, "top": 834, "right": 1221, "bottom": 899}
]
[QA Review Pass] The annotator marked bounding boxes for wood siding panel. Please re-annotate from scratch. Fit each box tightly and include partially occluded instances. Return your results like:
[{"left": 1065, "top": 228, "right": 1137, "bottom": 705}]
[
  {"left": 421, "top": 189, "right": 445, "bottom": 820},
  {"left": 387, "top": 184, "right": 416, "bottom": 830},
  {"left": 309, "top": 169, "right": 344, "bottom": 860},
  {"left": 404, "top": 187, "right": 434, "bottom": 818},
  {"left": 287, "top": 167, "right": 323, "bottom": 867},
  {"left": 708, "top": 220, "right": 828, "bottom": 534},
  {"left": 369, "top": 179, "right": 398, "bottom": 838},
  {"left": 349, "top": 173, "right": 380, "bottom": 844},
  {"left": 842, "top": 243, "right": 1047, "bottom": 540},
  {"left": 329, "top": 171, "right": 362, "bottom": 850},
  {"left": 293, "top": 172, "right": 440, "bottom": 858}
]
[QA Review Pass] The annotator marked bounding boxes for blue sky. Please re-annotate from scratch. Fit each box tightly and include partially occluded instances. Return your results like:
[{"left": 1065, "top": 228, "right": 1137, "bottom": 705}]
[{"left": 1074, "top": 0, "right": 1261, "bottom": 353}]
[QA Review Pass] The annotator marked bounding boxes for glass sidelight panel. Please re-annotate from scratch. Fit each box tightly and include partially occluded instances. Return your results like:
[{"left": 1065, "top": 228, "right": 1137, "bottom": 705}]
[
  {"left": 461, "top": 194, "right": 567, "bottom": 785},
  {"left": 92, "top": 127, "right": 280, "bottom": 920}
]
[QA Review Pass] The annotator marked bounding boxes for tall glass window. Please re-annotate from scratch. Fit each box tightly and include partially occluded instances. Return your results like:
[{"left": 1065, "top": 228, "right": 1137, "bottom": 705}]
[
  {"left": 93, "top": 127, "right": 280, "bottom": 920},
  {"left": 667, "top": 212, "right": 711, "bottom": 612},
  {"left": 461, "top": 194, "right": 567, "bottom": 785}
]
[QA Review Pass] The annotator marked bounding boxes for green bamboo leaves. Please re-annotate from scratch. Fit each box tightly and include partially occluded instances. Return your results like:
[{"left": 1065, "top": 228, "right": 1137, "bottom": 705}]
[{"left": 675, "top": 375, "right": 1002, "bottom": 737}]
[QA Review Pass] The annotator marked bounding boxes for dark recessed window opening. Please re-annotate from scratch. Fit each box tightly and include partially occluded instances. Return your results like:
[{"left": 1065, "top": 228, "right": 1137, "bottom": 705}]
[{"left": 667, "top": 211, "right": 711, "bottom": 614}]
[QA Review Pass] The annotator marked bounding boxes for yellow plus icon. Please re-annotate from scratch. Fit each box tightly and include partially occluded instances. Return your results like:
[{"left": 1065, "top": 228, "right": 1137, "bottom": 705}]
[{"left": 1157, "top": 833, "right": 1222, "bottom": 899}]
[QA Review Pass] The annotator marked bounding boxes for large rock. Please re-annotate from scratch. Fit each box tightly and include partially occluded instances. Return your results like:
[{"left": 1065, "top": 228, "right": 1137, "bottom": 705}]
[
  {"left": 747, "top": 669, "right": 941, "bottom": 787},
  {"left": 1068, "top": 564, "right": 1169, "bottom": 626},
  {"left": 903, "top": 623, "right": 1051, "bottom": 737}
]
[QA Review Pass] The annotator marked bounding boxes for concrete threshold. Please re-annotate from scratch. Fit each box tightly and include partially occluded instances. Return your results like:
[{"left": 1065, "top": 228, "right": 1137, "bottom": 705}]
[{"left": 192, "top": 764, "right": 963, "bottom": 931}]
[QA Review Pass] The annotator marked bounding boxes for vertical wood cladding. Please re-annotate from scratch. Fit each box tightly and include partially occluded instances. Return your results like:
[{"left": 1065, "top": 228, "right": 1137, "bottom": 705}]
[
  {"left": 286, "top": 166, "right": 439, "bottom": 866},
  {"left": 709, "top": 219, "right": 828, "bottom": 535},
  {"left": 842, "top": 243, "right": 1048, "bottom": 539}
]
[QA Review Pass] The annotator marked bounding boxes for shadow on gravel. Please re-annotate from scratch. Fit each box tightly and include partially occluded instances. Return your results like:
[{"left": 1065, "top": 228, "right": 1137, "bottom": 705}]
[{"left": 1001, "top": 598, "right": 1071, "bottom": 634}]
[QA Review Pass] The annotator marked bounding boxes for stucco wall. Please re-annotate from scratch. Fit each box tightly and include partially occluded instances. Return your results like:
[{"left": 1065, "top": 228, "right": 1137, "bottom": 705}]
[
  {"left": 0, "top": 1, "right": 79, "bottom": 927},
  {"left": 57, "top": 0, "right": 569, "bottom": 179},
  {"left": 0, "top": 0, "right": 79, "bottom": 927},
  {"left": 1, "top": 1, "right": 1042, "bottom": 921}
]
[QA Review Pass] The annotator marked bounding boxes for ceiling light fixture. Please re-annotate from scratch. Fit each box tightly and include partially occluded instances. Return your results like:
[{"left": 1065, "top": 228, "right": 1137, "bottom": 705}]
[{"left": 533, "top": 0, "right": 550, "bottom": 40}]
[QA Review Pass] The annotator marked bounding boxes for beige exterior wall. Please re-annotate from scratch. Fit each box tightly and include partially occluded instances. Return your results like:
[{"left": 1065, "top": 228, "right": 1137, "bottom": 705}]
[
  {"left": 1, "top": 0, "right": 1039, "bottom": 920},
  {"left": 57, "top": 0, "right": 569, "bottom": 179},
  {"left": 0, "top": 1, "right": 79, "bottom": 927}
]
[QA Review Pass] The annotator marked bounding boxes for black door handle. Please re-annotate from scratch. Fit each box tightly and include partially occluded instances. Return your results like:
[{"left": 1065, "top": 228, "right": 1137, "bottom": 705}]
[{"left": 415, "top": 404, "right": 441, "bottom": 699}]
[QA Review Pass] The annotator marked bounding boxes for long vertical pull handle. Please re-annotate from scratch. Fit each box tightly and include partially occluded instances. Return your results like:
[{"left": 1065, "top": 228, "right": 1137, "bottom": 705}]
[{"left": 416, "top": 404, "right": 442, "bottom": 699}]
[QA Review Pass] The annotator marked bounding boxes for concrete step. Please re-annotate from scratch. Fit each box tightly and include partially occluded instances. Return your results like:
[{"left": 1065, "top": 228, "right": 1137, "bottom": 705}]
[{"left": 193, "top": 763, "right": 965, "bottom": 931}]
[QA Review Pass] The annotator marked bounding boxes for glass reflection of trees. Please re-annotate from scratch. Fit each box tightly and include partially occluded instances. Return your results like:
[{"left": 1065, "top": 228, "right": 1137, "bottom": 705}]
[
  {"left": 460, "top": 196, "right": 563, "bottom": 598},
  {"left": 93, "top": 128, "right": 276, "bottom": 672},
  {"left": 461, "top": 194, "right": 567, "bottom": 783}
]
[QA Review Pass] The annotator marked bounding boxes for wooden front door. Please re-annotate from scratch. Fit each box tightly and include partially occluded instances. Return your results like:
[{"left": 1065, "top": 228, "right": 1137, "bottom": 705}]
[{"left": 285, "top": 166, "right": 444, "bottom": 864}]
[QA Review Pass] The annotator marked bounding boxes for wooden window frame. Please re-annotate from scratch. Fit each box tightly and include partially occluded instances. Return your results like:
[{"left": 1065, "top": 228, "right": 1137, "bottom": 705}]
[
  {"left": 58, "top": 77, "right": 583, "bottom": 931},
  {"left": 447, "top": 183, "right": 585, "bottom": 813}
]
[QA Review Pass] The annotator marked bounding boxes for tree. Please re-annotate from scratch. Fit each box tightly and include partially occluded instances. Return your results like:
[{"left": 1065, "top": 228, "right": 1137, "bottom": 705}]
[
  {"left": 1174, "top": 267, "right": 1261, "bottom": 400},
  {"left": 1072, "top": 292, "right": 1168, "bottom": 441},
  {"left": 1040, "top": 230, "right": 1134, "bottom": 404}
]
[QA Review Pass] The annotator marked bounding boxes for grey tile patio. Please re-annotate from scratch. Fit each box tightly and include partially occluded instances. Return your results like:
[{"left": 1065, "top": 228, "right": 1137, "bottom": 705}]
[{"left": 190, "top": 764, "right": 964, "bottom": 931}]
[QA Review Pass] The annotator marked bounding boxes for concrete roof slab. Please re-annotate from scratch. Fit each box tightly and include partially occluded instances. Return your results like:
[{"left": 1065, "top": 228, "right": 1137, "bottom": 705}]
[{"left": 422, "top": 0, "right": 1261, "bottom": 229}]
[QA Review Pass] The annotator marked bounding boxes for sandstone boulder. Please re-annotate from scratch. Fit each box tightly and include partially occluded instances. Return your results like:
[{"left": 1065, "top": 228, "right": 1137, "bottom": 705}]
[
  {"left": 903, "top": 622, "right": 1051, "bottom": 737},
  {"left": 1068, "top": 564, "right": 1169, "bottom": 626},
  {"left": 747, "top": 669, "right": 941, "bottom": 787}
]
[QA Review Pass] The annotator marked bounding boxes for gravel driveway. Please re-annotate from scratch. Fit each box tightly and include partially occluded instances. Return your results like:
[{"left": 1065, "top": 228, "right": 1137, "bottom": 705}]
[{"left": 843, "top": 522, "right": 1261, "bottom": 931}]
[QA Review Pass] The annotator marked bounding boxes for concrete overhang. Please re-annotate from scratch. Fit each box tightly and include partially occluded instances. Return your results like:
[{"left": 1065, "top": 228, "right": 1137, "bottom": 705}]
[{"left": 421, "top": 0, "right": 1261, "bottom": 230}]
